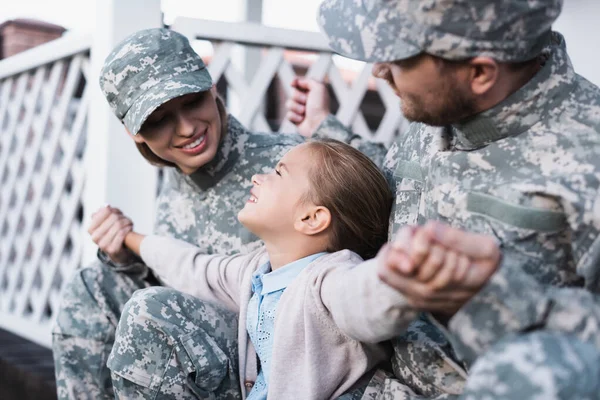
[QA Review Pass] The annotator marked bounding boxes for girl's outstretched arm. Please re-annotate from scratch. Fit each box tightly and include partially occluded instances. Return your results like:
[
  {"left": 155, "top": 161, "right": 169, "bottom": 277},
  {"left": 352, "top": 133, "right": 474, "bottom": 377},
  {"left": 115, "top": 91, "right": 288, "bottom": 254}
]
[{"left": 125, "top": 233, "right": 263, "bottom": 313}]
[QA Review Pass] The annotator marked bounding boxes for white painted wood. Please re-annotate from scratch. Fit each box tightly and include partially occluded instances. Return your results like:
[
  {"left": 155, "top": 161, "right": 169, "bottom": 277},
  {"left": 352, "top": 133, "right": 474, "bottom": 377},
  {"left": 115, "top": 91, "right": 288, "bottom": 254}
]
[
  {"left": 0, "top": 34, "right": 92, "bottom": 80},
  {"left": 0, "top": 79, "right": 12, "bottom": 129},
  {"left": 175, "top": 17, "right": 406, "bottom": 141},
  {"left": 4, "top": 85, "right": 83, "bottom": 315},
  {"left": 13, "top": 60, "right": 89, "bottom": 316},
  {"left": 375, "top": 79, "right": 403, "bottom": 145},
  {"left": 0, "top": 75, "right": 29, "bottom": 196},
  {"left": 83, "top": 0, "right": 162, "bottom": 265},
  {"left": 2, "top": 57, "right": 82, "bottom": 308},
  {"left": 173, "top": 18, "right": 332, "bottom": 52},
  {"left": 223, "top": 62, "right": 271, "bottom": 130},
  {"left": 0, "top": 66, "right": 59, "bottom": 295},
  {"left": 207, "top": 42, "right": 235, "bottom": 82},
  {"left": 335, "top": 65, "right": 371, "bottom": 127},
  {"left": 239, "top": 48, "right": 284, "bottom": 125},
  {"left": 327, "top": 64, "right": 371, "bottom": 137},
  {"left": 306, "top": 53, "right": 333, "bottom": 81}
]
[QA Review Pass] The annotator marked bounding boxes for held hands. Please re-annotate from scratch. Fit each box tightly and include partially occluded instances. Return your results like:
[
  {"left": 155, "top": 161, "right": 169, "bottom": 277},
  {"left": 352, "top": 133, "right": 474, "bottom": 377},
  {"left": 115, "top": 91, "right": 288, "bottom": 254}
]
[
  {"left": 286, "top": 78, "right": 330, "bottom": 138},
  {"left": 378, "top": 221, "right": 501, "bottom": 316},
  {"left": 88, "top": 205, "right": 134, "bottom": 264}
]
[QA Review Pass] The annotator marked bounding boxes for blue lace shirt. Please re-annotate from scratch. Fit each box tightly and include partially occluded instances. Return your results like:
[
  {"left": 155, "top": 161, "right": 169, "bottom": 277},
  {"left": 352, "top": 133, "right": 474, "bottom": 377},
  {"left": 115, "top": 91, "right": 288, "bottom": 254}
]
[{"left": 245, "top": 252, "right": 327, "bottom": 400}]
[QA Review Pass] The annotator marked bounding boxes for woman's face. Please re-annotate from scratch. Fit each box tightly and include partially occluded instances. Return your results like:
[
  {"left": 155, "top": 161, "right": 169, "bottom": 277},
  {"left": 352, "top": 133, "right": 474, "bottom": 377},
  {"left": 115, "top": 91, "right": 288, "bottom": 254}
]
[
  {"left": 131, "top": 88, "right": 222, "bottom": 174},
  {"left": 237, "top": 144, "right": 316, "bottom": 239}
]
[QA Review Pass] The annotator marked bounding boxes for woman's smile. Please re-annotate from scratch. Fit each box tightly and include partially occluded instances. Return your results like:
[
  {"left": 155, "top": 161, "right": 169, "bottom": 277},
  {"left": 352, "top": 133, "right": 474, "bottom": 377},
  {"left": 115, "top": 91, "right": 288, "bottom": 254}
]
[{"left": 176, "top": 127, "right": 209, "bottom": 155}]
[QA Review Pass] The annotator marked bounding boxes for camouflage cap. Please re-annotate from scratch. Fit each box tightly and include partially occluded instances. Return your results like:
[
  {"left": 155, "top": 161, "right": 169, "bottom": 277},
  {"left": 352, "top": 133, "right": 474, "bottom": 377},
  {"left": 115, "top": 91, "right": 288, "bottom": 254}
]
[
  {"left": 99, "top": 28, "right": 212, "bottom": 135},
  {"left": 318, "top": 0, "right": 562, "bottom": 63}
]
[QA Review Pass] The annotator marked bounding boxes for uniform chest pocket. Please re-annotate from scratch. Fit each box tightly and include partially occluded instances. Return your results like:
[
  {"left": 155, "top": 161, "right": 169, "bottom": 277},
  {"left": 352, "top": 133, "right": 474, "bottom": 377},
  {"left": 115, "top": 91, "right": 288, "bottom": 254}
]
[
  {"left": 466, "top": 191, "right": 574, "bottom": 285},
  {"left": 391, "top": 160, "right": 425, "bottom": 234}
]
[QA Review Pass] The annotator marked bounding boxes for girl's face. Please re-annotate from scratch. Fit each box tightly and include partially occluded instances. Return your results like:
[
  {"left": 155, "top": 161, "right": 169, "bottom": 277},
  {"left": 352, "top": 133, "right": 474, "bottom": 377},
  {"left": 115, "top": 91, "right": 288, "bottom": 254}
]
[
  {"left": 131, "top": 88, "right": 222, "bottom": 174},
  {"left": 238, "top": 144, "right": 317, "bottom": 239}
]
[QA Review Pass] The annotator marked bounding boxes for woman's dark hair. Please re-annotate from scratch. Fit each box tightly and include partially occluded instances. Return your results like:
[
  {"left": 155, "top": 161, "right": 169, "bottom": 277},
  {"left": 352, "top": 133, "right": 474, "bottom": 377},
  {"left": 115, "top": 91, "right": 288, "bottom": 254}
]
[
  {"left": 304, "top": 139, "right": 392, "bottom": 260},
  {"left": 134, "top": 94, "right": 228, "bottom": 168}
]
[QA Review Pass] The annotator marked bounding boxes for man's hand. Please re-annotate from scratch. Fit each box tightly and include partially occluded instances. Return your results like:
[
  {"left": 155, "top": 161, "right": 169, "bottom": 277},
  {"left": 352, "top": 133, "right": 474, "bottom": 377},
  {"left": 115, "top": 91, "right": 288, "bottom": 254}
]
[
  {"left": 378, "top": 222, "right": 501, "bottom": 316},
  {"left": 88, "top": 205, "right": 134, "bottom": 264},
  {"left": 286, "top": 77, "right": 330, "bottom": 137}
]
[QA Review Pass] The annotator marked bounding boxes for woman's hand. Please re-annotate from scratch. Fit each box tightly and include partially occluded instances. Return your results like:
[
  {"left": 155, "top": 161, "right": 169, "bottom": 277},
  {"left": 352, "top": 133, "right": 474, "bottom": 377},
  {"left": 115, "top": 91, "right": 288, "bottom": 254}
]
[
  {"left": 88, "top": 205, "right": 134, "bottom": 264},
  {"left": 286, "top": 77, "right": 331, "bottom": 137}
]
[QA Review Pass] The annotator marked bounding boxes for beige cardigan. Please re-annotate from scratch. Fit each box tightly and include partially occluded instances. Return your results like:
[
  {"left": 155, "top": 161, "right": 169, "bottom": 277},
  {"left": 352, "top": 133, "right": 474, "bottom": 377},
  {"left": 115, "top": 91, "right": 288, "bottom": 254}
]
[{"left": 140, "top": 235, "right": 417, "bottom": 399}]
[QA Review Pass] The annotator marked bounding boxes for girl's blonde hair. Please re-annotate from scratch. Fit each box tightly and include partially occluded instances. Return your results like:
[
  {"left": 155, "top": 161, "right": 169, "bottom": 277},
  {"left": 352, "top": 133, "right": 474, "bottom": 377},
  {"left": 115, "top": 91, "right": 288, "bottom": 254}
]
[
  {"left": 304, "top": 139, "right": 392, "bottom": 259},
  {"left": 134, "top": 95, "right": 228, "bottom": 168}
]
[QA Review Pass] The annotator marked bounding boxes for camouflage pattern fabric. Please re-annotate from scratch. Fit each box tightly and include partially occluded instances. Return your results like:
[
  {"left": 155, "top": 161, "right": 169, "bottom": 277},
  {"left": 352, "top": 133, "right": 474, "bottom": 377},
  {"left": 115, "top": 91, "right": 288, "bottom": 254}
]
[
  {"left": 110, "top": 287, "right": 370, "bottom": 400},
  {"left": 99, "top": 28, "right": 213, "bottom": 136},
  {"left": 362, "top": 332, "right": 600, "bottom": 400},
  {"left": 317, "top": 0, "right": 562, "bottom": 63},
  {"left": 108, "top": 287, "right": 241, "bottom": 400},
  {"left": 52, "top": 115, "right": 303, "bottom": 399},
  {"left": 52, "top": 261, "right": 151, "bottom": 399},
  {"left": 314, "top": 32, "right": 600, "bottom": 399}
]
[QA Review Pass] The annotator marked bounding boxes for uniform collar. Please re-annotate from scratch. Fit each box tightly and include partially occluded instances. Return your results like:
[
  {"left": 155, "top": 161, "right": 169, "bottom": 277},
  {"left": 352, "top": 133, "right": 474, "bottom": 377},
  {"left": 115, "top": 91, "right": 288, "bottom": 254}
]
[
  {"left": 251, "top": 252, "right": 328, "bottom": 296},
  {"left": 450, "top": 32, "right": 576, "bottom": 150},
  {"left": 187, "top": 114, "right": 245, "bottom": 190}
]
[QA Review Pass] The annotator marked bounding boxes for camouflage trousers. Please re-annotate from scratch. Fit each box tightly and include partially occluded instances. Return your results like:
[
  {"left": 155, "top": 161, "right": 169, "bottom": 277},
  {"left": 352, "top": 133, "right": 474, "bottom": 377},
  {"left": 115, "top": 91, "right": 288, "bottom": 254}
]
[
  {"left": 52, "top": 261, "right": 600, "bottom": 400},
  {"left": 52, "top": 261, "right": 155, "bottom": 399},
  {"left": 109, "top": 286, "right": 368, "bottom": 400},
  {"left": 108, "top": 286, "right": 241, "bottom": 399},
  {"left": 364, "top": 332, "right": 600, "bottom": 400}
]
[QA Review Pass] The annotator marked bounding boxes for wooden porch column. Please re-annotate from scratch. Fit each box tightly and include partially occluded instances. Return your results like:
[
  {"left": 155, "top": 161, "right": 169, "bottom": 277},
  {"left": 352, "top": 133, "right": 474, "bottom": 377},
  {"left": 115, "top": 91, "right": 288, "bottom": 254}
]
[
  {"left": 227, "top": 0, "right": 263, "bottom": 117},
  {"left": 83, "top": 0, "right": 162, "bottom": 265}
]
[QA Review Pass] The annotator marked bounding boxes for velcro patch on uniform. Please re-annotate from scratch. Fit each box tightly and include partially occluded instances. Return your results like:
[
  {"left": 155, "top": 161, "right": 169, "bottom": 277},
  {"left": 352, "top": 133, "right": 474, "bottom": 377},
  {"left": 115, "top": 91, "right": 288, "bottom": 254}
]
[
  {"left": 394, "top": 160, "right": 424, "bottom": 182},
  {"left": 467, "top": 192, "right": 567, "bottom": 232}
]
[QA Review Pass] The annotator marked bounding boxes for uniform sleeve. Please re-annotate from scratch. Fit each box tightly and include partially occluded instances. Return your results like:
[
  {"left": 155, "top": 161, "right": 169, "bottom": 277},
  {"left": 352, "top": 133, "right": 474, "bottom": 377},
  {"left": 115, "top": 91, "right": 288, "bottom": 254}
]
[
  {"left": 318, "top": 258, "right": 418, "bottom": 343},
  {"left": 312, "top": 114, "right": 389, "bottom": 167},
  {"left": 445, "top": 233, "right": 600, "bottom": 366},
  {"left": 140, "top": 235, "right": 256, "bottom": 312}
]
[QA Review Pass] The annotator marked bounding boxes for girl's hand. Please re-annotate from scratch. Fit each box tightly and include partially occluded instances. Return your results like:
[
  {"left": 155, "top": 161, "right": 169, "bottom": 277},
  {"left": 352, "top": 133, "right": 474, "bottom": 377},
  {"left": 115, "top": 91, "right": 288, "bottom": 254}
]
[
  {"left": 286, "top": 77, "right": 330, "bottom": 138},
  {"left": 88, "top": 205, "right": 134, "bottom": 264}
]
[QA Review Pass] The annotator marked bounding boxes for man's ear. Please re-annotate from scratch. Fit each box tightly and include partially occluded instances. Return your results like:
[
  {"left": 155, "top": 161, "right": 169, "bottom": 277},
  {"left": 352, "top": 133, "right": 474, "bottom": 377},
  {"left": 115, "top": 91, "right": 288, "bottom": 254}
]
[
  {"left": 210, "top": 85, "right": 218, "bottom": 97},
  {"left": 294, "top": 206, "right": 331, "bottom": 236},
  {"left": 467, "top": 57, "right": 499, "bottom": 96}
]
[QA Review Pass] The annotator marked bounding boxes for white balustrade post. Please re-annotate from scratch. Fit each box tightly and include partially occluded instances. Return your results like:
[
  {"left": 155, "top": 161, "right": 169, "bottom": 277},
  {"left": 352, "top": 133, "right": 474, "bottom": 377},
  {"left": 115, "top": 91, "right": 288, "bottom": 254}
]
[
  {"left": 83, "top": 0, "right": 162, "bottom": 265},
  {"left": 227, "top": 0, "right": 263, "bottom": 118}
]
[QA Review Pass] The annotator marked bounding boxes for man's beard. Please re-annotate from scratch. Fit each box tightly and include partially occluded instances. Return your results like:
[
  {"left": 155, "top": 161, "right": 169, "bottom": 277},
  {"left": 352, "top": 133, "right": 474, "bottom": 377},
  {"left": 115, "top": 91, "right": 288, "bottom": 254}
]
[{"left": 399, "top": 82, "right": 478, "bottom": 127}]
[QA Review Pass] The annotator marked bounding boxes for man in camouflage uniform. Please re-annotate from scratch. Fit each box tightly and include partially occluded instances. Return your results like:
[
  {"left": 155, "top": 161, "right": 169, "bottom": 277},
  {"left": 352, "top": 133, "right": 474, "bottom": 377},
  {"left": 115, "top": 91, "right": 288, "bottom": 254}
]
[
  {"left": 309, "top": 0, "right": 600, "bottom": 398},
  {"left": 52, "top": 28, "right": 303, "bottom": 399}
]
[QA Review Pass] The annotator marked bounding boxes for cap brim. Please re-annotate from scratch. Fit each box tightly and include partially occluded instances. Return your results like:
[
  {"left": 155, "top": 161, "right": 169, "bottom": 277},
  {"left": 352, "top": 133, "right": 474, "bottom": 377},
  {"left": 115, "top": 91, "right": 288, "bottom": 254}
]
[
  {"left": 317, "top": 0, "right": 422, "bottom": 63},
  {"left": 124, "top": 70, "right": 213, "bottom": 135}
]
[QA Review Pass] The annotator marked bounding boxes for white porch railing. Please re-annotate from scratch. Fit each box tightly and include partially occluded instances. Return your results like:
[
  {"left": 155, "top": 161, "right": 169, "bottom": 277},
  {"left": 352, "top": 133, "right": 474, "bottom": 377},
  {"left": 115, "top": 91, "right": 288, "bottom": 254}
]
[
  {"left": 0, "top": 18, "right": 405, "bottom": 348},
  {"left": 173, "top": 17, "right": 406, "bottom": 144},
  {"left": 0, "top": 33, "right": 91, "bottom": 346}
]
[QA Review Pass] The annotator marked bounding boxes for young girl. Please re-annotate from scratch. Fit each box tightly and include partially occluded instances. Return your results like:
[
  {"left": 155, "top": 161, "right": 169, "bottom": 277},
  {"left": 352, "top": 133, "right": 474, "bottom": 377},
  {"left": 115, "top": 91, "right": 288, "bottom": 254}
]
[
  {"left": 52, "top": 28, "right": 305, "bottom": 399},
  {"left": 105, "top": 139, "right": 418, "bottom": 399}
]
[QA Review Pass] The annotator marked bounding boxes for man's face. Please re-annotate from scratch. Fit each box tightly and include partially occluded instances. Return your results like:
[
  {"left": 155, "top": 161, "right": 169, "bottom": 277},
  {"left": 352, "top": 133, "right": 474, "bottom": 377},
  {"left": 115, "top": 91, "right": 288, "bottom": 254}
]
[{"left": 372, "top": 54, "right": 477, "bottom": 126}]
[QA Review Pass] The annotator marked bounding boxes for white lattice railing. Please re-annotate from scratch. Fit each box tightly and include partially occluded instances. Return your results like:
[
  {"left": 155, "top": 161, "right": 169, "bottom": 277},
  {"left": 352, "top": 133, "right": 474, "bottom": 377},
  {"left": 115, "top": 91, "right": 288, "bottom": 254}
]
[
  {"left": 0, "top": 19, "right": 404, "bottom": 348},
  {"left": 173, "top": 18, "right": 406, "bottom": 145},
  {"left": 0, "top": 33, "right": 92, "bottom": 346}
]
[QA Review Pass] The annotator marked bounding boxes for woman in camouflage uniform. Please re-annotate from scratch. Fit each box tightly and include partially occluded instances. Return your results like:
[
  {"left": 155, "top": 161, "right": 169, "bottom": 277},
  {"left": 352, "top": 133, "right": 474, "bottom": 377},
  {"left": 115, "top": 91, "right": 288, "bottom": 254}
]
[{"left": 52, "top": 28, "right": 304, "bottom": 399}]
